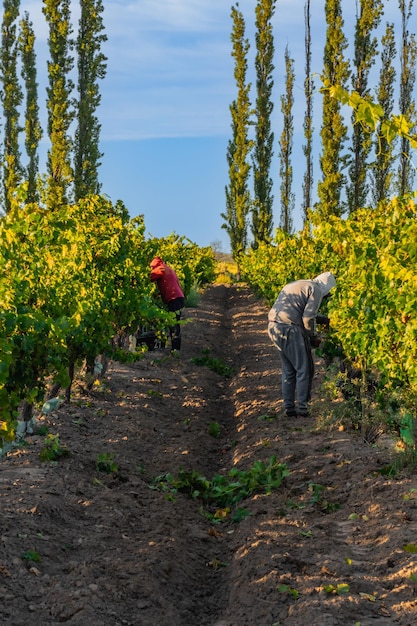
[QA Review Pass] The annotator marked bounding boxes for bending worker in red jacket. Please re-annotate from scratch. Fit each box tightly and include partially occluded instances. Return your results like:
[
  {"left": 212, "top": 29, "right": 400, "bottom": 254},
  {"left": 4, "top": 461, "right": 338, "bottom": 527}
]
[{"left": 149, "top": 257, "right": 185, "bottom": 351}]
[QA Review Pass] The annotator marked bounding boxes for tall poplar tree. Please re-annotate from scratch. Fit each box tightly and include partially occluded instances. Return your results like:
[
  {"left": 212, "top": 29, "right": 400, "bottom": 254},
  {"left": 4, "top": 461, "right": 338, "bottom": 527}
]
[
  {"left": 302, "top": 0, "right": 313, "bottom": 226},
  {"left": 19, "top": 11, "right": 42, "bottom": 205},
  {"left": 74, "top": 0, "right": 107, "bottom": 201},
  {"left": 43, "top": 0, "right": 74, "bottom": 210},
  {"left": 370, "top": 22, "right": 397, "bottom": 206},
  {"left": 0, "top": 0, "right": 23, "bottom": 213},
  {"left": 222, "top": 4, "right": 252, "bottom": 260},
  {"left": 251, "top": 0, "right": 276, "bottom": 248},
  {"left": 347, "top": 0, "right": 383, "bottom": 213},
  {"left": 316, "top": 0, "right": 350, "bottom": 219},
  {"left": 397, "top": 0, "right": 416, "bottom": 196},
  {"left": 278, "top": 45, "right": 294, "bottom": 233}
]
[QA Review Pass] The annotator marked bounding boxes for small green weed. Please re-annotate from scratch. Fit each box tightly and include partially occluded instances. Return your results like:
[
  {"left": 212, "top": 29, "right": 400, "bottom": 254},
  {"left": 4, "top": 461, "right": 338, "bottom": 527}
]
[
  {"left": 307, "top": 482, "right": 340, "bottom": 513},
  {"left": 147, "top": 389, "right": 163, "bottom": 397},
  {"left": 376, "top": 463, "right": 398, "bottom": 477},
  {"left": 323, "top": 583, "right": 350, "bottom": 595},
  {"left": 322, "top": 500, "right": 341, "bottom": 513},
  {"left": 22, "top": 549, "right": 41, "bottom": 563},
  {"left": 190, "top": 348, "right": 234, "bottom": 378},
  {"left": 278, "top": 584, "right": 299, "bottom": 599},
  {"left": 403, "top": 488, "right": 417, "bottom": 501},
  {"left": 308, "top": 482, "right": 325, "bottom": 504},
  {"left": 257, "top": 413, "right": 277, "bottom": 421},
  {"left": 208, "top": 421, "right": 221, "bottom": 438},
  {"left": 232, "top": 507, "right": 250, "bottom": 523},
  {"left": 403, "top": 543, "right": 417, "bottom": 554},
  {"left": 39, "top": 434, "right": 70, "bottom": 462},
  {"left": 285, "top": 499, "right": 304, "bottom": 511},
  {"left": 96, "top": 452, "right": 119, "bottom": 474}
]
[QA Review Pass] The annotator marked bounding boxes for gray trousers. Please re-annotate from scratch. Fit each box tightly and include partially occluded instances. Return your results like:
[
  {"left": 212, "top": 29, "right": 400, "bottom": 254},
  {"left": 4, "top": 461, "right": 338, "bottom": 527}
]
[{"left": 268, "top": 321, "right": 314, "bottom": 412}]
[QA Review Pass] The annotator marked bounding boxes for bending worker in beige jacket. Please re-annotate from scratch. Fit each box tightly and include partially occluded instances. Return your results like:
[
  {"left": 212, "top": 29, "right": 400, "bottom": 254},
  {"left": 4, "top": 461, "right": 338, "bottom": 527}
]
[{"left": 268, "top": 272, "right": 336, "bottom": 418}]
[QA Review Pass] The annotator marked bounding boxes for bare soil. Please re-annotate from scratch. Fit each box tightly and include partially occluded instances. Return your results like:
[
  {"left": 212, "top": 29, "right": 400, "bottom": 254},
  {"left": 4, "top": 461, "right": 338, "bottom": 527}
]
[{"left": 1, "top": 284, "right": 417, "bottom": 626}]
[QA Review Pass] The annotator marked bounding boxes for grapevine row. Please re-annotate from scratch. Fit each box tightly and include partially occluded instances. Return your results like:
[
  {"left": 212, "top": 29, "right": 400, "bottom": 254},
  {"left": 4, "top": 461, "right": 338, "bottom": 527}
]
[
  {"left": 240, "top": 194, "right": 417, "bottom": 406},
  {"left": 0, "top": 196, "right": 216, "bottom": 443}
]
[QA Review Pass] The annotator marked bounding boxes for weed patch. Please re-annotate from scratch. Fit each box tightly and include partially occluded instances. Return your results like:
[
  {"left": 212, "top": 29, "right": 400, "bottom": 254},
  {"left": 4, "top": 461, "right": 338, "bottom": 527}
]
[
  {"left": 96, "top": 452, "right": 119, "bottom": 474},
  {"left": 151, "top": 456, "right": 289, "bottom": 522},
  {"left": 39, "top": 434, "right": 70, "bottom": 462},
  {"left": 190, "top": 348, "right": 234, "bottom": 378}
]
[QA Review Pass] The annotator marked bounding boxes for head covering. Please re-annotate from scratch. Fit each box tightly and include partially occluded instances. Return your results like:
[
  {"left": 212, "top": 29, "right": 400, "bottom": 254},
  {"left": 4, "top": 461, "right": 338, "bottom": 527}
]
[
  {"left": 313, "top": 271, "right": 336, "bottom": 296},
  {"left": 150, "top": 256, "right": 163, "bottom": 268}
]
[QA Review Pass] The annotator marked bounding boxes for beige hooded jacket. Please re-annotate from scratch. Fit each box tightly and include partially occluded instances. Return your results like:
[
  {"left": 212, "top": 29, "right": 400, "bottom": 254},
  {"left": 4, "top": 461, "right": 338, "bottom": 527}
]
[{"left": 268, "top": 271, "right": 336, "bottom": 336}]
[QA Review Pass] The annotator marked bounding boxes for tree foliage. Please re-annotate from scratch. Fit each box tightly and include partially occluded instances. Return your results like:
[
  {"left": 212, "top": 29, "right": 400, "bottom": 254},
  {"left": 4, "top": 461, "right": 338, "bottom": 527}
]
[
  {"left": 397, "top": 0, "right": 417, "bottom": 196},
  {"left": 316, "top": 0, "right": 350, "bottom": 220},
  {"left": 240, "top": 195, "right": 417, "bottom": 395},
  {"left": 302, "top": 0, "right": 314, "bottom": 227},
  {"left": 19, "top": 11, "right": 42, "bottom": 205},
  {"left": 74, "top": 0, "right": 107, "bottom": 201},
  {"left": 251, "top": 0, "right": 276, "bottom": 248},
  {"left": 278, "top": 45, "right": 294, "bottom": 233},
  {"left": 43, "top": 0, "right": 75, "bottom": 209},
  {"left": 346, "top": 0, "right": 383, "bottom": 213},
  {"left": 222, "top": 5, "right": 252, "bottom": 261},
  {"left": 370, "top": 22, "right": 397, "bottom": 206},
  {"left": 323, "top": 82, "right": 417, "bottom": 151},
  {"left": 0, "top": 0, "right": 23, "bottom": 213}
]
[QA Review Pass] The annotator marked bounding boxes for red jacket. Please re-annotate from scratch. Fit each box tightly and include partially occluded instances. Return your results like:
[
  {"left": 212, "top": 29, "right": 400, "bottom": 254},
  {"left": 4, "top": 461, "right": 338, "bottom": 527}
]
[{"left": 149, "top": 258, "right": 184, "bottom": 304}]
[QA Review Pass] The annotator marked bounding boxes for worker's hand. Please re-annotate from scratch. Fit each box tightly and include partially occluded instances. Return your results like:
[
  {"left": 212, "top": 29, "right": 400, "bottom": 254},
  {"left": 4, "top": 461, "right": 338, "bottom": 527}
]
[
  {"left": 310, "top": 336, "right": 321, "bottom": 348},
  {"left": 316, "top": 315, "right": 330, "bottom": 327}
]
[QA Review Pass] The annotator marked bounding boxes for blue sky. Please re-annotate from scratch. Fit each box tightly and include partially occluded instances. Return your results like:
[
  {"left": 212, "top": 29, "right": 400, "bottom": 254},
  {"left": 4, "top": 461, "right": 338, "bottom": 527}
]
[{"left": 20, "top": 1, "right": 404, "bottom": 252}]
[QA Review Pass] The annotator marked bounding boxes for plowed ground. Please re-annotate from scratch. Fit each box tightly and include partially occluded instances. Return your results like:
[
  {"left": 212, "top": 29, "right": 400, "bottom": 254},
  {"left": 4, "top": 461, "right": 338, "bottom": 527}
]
[{"left": 1, "top": 284, "right": 417, "bottom": 626}]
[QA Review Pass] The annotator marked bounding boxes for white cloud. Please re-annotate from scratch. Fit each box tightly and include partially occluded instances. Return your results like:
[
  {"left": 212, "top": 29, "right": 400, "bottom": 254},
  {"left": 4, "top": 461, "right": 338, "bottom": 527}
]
[
  {"left": 105, "top": 0, "right": 224, "bottom": 33},
  {"left": 19, "top": 0, "right": 409, "bottom": 142}
]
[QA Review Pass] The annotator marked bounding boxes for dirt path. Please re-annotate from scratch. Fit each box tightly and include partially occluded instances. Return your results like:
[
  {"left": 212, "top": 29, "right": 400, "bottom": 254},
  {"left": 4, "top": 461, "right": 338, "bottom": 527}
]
[{"left": 1, "top": 284, "right": 417, "bottom": 626}]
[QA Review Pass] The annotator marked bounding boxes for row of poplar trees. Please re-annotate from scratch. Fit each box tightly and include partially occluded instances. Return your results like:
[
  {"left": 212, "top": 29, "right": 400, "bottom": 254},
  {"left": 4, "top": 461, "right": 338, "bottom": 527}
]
[
  {"left": 222, "top": 0, "right": 417, "bottom": 260},
  {"left": 0, "top": 0, "right": 106, "bottom": 214}
]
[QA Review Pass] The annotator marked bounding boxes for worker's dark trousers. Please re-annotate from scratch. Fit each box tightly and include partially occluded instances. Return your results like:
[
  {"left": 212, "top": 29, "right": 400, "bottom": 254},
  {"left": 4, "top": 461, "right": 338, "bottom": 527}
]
[
  {"left": 268, "top": 321, "right": 313, "bottom": 413},
  {"left": 167, "top": 297, "right": 184, "bottom": 351}
]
